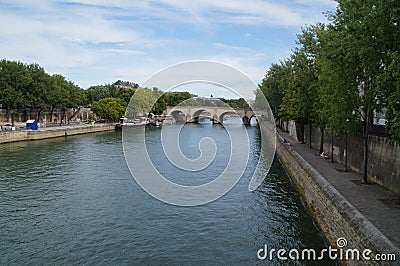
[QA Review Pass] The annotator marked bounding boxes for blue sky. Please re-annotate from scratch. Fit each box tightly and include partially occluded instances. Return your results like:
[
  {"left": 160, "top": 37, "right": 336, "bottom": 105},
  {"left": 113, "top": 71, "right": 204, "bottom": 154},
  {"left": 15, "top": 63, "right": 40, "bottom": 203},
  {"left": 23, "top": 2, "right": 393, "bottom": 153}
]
[{"left": 0, "top": 0, "right": 337, "bottom": 97}]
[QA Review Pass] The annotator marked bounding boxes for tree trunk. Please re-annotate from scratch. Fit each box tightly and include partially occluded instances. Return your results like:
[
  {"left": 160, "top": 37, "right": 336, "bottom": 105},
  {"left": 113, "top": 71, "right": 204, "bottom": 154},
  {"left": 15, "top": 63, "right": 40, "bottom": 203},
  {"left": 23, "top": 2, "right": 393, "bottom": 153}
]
[
  {"left": 23, "top": 109, "right": 28, "bottom": 121},
  {"left": 301, "top": 123, "right": 305, "bottom": 144},
  {"left": 37, "top": 108, "right": 42, "bottom": 121},
  {"left": 345, "top": 132, "right": 348, "bottom": 172},
  {"left": 363, "top": 111, "right": 369, "bottom": 183},
  {"left": 62, "top": 109, "right": 66, "bottom": 124},
  {"left": 309, "top": 124, "right": 312, "bottom": 148},
  {"left": 319, "top": 128, "right": 324, "bottom": 155},
  {"left": 11, "top": 111, "right": 15, "bottom": 126},
  {"left": 6, "top": 107, "right": 10, "bottom": 122},
  {"left": 331, "top": 131, "right": 334, "bottom": 163},
  {"left": 50, "top": 107, "right": 54, "bottom": 122}
]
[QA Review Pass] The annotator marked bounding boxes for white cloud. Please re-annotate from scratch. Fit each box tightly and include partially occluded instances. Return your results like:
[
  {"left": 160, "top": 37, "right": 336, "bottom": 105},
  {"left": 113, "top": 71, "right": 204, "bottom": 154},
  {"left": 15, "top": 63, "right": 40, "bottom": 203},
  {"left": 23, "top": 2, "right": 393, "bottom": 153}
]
[
  {"left": 103, "top": 49, "right": 145, "bottom": 55},
  {"left": 0, "top": 0, "right": 337, "bottom": 94},
  {"left": 212, "top": 43, "right": 252, "bottom": 53},
  {"left": 45, "top": 0, "right": 334, "bottom": 27}
]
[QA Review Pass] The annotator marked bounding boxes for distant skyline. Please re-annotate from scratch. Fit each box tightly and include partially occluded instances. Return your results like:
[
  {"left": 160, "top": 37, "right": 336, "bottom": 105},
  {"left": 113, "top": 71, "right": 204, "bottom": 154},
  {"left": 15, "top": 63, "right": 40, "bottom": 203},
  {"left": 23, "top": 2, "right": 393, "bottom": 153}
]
[{"left": 1, "top": 0, "right": 337, "bottom": 97}]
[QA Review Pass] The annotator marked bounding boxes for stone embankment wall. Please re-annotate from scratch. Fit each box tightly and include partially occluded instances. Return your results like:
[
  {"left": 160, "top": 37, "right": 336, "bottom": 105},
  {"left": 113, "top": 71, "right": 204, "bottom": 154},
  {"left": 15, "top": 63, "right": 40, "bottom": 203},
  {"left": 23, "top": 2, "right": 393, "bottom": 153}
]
[
  {"left": 282, "top": 121, "right": 399, "bottom": 195},
  {"left": 267, "top": 126, "right": 400, "bottom": 265},
  {"left": 0, "top": 124, "right": 115, "bottom": 144},
  {"left": 0, "top": 107, "right": 93, "bottom": 123}
]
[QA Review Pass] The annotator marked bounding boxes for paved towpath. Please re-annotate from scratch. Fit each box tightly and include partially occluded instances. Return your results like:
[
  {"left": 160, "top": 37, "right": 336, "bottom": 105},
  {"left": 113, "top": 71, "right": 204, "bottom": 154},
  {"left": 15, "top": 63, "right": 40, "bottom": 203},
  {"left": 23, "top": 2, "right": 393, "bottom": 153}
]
[{"left": 279, "top": 131, "right": 400, "bottom": 249}]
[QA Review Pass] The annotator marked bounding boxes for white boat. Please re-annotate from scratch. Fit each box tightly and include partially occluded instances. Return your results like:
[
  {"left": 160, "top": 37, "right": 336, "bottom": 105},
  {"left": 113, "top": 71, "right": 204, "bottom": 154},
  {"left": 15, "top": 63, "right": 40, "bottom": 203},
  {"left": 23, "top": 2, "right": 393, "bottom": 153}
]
[{"left": 119, "top": 117, "right": 149, "bottom": 127}]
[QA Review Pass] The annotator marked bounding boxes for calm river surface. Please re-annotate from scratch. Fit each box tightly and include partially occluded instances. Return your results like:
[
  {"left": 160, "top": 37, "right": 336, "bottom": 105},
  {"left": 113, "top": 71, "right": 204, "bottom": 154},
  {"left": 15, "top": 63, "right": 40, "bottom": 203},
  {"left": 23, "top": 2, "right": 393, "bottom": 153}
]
[{"left": 0, "top": 125, "right": 333, "bottom": 265}]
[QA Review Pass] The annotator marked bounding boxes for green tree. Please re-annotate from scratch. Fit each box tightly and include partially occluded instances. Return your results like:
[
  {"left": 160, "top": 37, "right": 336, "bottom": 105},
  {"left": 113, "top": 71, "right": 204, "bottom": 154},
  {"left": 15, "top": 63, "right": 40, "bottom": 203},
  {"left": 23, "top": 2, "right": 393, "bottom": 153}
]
[
  {"left": 373, "top": 1, "right": 400, "bottom": 142},
  {"left": 0, "top": 60, "right": 32, "bottom": 122},
  {"left": 318, "top": 25, "right": 360, "bottom": 134},
  {"left": 91, "top": 98, "right": 126, "bottom": 122},
  {"left": 126, "top": 88, "right": 157, "bottom": 118},
  {"left": 116, "top": 87, "right": 136, "bottom": 106},
  {"left": 220, "top": 98, "right": 249, "bottom": 109},
  {"left": 322, "top": 0, "right": 400, "bottom": 181},
  {"left": 26, "top": 63, "right": 51, "bottom": 120},
  {"left": 279, "top": 49, "right": 319, "bottom": 143},
  {"left": 86, "top": 84, "right": 137, "bottom": 107},
  {"left": 48, "top": 74, "right": 70, "bottom": 121},
  {"left": 163, "top": 91, "right": 192, "bottom": 106},
  {"left": 149, "top": 88, "right": 165, "bottom": 115},
  {"left": 151, "top": 91, "right": 193, "bottom": 114},
  {"left": 258, "top": 60, "right": 292, "bottom": 127},
  {"left": 382, "top": 52, "right": 400, "bottom": 142},
  {"left": 0, "top": 59, "right": 87, "bottom": 123},
  {"left": 47, "top": 74, "right": 86, "bottom": 122},
  {"left": 86, "top": 84, "right": 116, "bottom": 104},
  {"left": 67, "top": 81, "right": 86, "bottom": 108}
]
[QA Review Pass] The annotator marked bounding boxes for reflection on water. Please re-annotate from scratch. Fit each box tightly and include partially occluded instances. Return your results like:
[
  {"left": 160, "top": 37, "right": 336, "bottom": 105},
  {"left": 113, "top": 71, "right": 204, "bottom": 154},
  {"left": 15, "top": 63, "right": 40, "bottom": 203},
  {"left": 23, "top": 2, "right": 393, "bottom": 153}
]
[
  {"left": 222, "top": 115, "right": 243, "bottom": 125},
  {"left": 0, "top": 126, "right": 332, "bottom": 265}
]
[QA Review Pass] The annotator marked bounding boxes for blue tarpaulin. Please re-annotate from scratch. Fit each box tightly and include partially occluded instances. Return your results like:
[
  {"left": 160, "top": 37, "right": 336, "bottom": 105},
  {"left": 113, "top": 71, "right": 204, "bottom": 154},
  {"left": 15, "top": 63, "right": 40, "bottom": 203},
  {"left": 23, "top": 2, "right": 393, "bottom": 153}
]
[{"left": 26, "top": 120, "right": 38, "bottom": 130}]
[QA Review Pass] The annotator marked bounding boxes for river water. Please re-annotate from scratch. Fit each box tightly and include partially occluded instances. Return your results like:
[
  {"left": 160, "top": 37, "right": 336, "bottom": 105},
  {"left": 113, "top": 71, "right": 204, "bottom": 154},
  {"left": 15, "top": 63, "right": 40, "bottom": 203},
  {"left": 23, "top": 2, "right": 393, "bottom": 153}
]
[{"left": 0, "top": 125, "right": 333, "bottom": 265}]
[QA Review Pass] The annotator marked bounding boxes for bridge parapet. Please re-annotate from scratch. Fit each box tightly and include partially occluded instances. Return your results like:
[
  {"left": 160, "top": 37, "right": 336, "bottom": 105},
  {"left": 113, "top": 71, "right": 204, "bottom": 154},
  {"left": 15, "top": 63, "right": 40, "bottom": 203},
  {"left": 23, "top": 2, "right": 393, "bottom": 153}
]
[{"left": 163, "top": 106, "right": 258, "bottom": 124}]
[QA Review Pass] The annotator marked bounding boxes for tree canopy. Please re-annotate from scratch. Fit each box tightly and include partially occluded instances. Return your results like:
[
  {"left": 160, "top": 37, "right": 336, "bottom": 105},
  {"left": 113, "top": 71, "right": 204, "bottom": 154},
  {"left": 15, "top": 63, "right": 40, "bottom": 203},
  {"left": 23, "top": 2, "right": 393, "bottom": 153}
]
[
  {"left": 258, "top": 0, "right": 400, "bottom": 141},
  {"left": 0, "top": 59, "right": 86, "bottom": 121},
  {"left": 91, "top": 98, "right": 126, "bottom": 122},
  {"left": 86, "top": 84, "right": 136, "bottom": 106},
  {"left": 256, "top": 0, "right": 400, "bottom": 181}
]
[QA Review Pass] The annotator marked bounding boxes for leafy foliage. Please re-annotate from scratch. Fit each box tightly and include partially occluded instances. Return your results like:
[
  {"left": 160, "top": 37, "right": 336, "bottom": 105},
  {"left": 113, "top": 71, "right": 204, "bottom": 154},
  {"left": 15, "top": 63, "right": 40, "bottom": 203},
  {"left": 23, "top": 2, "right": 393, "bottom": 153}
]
[
  {"left": 126, "top": 88, "right": 158, "bottom": 117},
  {"left": 86, "top": 84, "right": 136, "bottom": 106},
  {"left": 258, "top": 0, "right": 400, "bottom": 142},
  {"left": 220, "top": 98, "right": 249, "bottom": 109},
  {"left": 0, "top": 59, "right": 86, "bottom": 120},
  {"left": 91, "top": 98, "right": 126, "bottom": 122},
  {"left": 258, "top": 61, "right": 290, "bottom": 118}
]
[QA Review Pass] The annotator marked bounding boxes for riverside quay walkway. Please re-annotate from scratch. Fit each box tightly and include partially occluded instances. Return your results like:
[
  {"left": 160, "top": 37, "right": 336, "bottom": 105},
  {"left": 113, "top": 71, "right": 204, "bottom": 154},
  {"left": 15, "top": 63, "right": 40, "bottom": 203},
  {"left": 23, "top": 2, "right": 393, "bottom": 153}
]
[
  {"left": 278, "top": 131, "right": 400, "bottom": 257},
  {"left": 0, "top": 123, "right": 115, "bottom": 144}
]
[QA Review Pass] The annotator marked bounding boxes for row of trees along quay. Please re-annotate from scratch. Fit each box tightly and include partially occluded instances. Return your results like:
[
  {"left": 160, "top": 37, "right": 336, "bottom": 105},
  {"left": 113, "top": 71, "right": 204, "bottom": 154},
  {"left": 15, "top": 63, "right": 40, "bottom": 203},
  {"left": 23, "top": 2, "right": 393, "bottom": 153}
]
[
  {"left": 89, "top": 88, "right": 249, "bottom": 119},
  {"left": 0, "top": 59, "right": 249, "bottom": 123},
  {"left": 0, "top": 60, "right": 86, "bottom": 122},
  {"left": 257, "top": 0, "right": 400, "bottom": 183}
]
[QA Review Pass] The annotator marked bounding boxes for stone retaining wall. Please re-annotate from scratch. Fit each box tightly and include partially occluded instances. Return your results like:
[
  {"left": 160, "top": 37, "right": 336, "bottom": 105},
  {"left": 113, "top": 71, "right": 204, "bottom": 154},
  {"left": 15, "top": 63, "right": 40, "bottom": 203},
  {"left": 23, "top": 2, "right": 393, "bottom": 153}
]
[
  {"left": 263, "top": 125, "right": 399, "bottom": 265},
  {"left": 280, "top": 121, "right": 399, "bottom": 195},
  {"left": 0, "top": 124, "right": 115, "bottom": 144},
  {"left": 308, "top": 127, "right": 400, "bottom": 195}
]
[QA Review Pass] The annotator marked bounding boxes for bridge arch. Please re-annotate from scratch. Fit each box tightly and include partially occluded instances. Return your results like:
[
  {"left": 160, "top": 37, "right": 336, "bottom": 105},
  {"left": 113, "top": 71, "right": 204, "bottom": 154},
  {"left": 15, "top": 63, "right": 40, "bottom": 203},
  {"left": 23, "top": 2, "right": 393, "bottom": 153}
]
[
  {"left": 164, "top": 106, "right": 253, "bottom": 125},
  {"left": 249, "top": 114, "right": 259, "bottom": 126},
  {"left": 219, "top": 111, "right": 242, "bottom": 125},
  {"left": 192, "top": 109, "right": 213, "bottom": 123},
  {"left": 170, "top": 110, "right": 186, "bottom": 123}
]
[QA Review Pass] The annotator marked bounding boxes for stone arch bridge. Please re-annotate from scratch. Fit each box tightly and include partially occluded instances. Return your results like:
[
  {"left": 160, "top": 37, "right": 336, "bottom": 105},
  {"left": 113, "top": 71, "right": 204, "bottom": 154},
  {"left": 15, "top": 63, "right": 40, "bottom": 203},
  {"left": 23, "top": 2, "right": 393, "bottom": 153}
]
[{"left": 163, "top": 106, "right": 261, "bottom": 124}]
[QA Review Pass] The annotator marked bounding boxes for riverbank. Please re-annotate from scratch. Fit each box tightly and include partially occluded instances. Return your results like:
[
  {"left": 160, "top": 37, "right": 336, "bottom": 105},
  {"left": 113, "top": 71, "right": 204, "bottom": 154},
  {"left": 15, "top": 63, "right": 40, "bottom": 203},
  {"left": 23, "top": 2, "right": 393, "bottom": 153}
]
[
  {"left": 0, "top": 124, "right": 116, "bottom": 144},
  {"left": 268, "top": 126, "right": 400, "bottom": 265}
]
